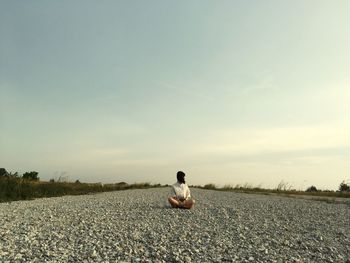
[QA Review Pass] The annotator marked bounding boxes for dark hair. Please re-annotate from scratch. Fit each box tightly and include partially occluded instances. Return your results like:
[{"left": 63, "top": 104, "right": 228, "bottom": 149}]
[{"left": 177, "top": 171, "right": 185, "bottom": 184}]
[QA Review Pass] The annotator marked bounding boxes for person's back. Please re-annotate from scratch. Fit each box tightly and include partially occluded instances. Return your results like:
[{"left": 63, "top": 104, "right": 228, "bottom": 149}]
[
  {"left": 168, "top": 171, "right": 195, "bottom": 209},
  {"left": 172, "top": 181, "right": 191, "bottom": 201}
]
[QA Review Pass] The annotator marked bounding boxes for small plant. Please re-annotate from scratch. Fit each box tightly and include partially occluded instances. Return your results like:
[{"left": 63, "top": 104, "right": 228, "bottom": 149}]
[{"left": 276, "top": 181, "right": 292, "bottom": 191}]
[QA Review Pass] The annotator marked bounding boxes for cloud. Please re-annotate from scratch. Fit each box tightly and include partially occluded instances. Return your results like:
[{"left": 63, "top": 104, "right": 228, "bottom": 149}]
[
  {"left": 87, "top": 148, "right": 131, "bottom": 160},
  {"left": 189, "top": 122, "right": 350, "bottom": 158},
  {"left": 316, "top": 79, "right": 350, "bottom": 116},
  {"left": 157, "top": 81, "right": 216, "bottom": 102},
  {"left": 241, "top": 72, "right": 278, "bottom": 94}
]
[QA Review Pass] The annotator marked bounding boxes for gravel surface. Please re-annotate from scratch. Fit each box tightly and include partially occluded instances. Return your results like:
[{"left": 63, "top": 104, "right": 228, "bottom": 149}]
[{"left": 0, "top": 188, "right": 349, "bottom": 262}]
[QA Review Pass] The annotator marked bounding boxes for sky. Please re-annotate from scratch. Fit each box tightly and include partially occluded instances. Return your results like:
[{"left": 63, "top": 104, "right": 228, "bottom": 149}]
[{"left": 1, "top": 1, "right": 350, "bottom": 190}]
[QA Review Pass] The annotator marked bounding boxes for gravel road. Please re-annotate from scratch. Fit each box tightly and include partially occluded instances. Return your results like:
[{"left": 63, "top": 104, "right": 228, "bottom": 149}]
[{"left": 0, "top": 188, "right": 349, "bottom": 262}]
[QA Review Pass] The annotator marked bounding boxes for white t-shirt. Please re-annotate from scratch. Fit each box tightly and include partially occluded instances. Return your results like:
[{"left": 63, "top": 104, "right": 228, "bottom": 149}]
[{"left": 171, "top": 182, "right": 191, "bottom": 200}]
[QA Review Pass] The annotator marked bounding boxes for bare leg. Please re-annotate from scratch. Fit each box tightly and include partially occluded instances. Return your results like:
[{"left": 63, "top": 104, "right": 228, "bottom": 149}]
[
  {"left": 168, "top": 197, "right": 180, "bottom": 208},
  {"left": 180, "top": 199, "right": 195, "bottom": 209}
]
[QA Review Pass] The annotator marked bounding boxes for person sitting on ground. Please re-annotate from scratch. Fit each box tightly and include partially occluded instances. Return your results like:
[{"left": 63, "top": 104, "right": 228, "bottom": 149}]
[{"left": 168, "top": 171, "right": 195, "bottom": 209}]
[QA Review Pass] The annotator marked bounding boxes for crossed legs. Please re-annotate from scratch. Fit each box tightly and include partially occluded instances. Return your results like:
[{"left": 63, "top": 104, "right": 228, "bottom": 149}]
[{"left": 168, "top": 196, "right": 195, "bottom": 209}]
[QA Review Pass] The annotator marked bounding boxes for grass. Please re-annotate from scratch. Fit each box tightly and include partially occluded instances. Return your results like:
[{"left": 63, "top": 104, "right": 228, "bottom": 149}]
[
  {"left": 192, "top": 182, "right": 350, "bottom": 199},
  {"left": 0, "top": 176, "right": 164, "bottom": 203},
  {"left": 1, "top": 175, "right": 349, "bottom": 203}
]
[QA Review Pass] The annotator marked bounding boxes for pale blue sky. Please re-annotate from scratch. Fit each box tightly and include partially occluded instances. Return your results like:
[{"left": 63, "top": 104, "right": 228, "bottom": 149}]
[{"left": 1, "top": 1, "right": 350, "bottom": 189}]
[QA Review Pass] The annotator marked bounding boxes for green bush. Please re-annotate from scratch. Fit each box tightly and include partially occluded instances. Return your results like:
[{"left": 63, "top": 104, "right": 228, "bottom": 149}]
[{"left": 23, "top": 171, "right": 39, "bottom": 181}]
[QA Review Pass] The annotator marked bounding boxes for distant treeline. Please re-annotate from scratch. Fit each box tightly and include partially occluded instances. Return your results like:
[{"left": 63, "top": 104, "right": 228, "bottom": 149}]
[{"left": 0, "top": 168, "right": 164, "bottom": 203}]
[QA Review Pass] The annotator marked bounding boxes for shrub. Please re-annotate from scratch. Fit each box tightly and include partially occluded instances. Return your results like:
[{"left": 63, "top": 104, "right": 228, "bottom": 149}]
[
  {"left": 56, "top": 175, "right": 69, "bottom": 182},
  {"left": 0, "top": 168, "right": 8, "bottom": 177},
  {"left": 222, "top": 184, "right": 234, "bottom": 190},
  {"left": 203, "top": 183, "right": 216, "bottom": 189},
  {"left": 23, "top": 171, "right": 39, "bottom": 181},
  {"left": 276, "top": 181, "right": 292, "bottom": 191},
  {"left": 8, "top": 172, "right": 19, "bottom": 178},
  {"left": 339, "top": 181, "right": 350, "bottom": 192},
  {"left": 306, "top": 185, "right": 318, "bottom": 192},
  {"left": 0, "top": 169, "right": 19, "bottom": 178}
]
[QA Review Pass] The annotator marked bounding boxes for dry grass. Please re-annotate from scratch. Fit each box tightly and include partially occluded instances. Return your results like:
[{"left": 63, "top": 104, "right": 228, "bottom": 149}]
[
  {"left": 0, "top": 177, "right": 163, "bottom": 203},
  {"left": 192, "top": 182, "right": 350, "bottom": 199}
]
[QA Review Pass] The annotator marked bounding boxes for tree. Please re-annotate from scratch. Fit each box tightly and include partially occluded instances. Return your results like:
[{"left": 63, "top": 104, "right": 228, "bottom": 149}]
[
  {"left": 23, "top": 171, "right": 39, "bottom": 181},
  {"left": 339, "top": 181, "right": 350, "bottom": 192}
]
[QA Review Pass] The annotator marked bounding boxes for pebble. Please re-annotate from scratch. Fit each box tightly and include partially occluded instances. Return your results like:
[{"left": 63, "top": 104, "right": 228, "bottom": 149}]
[{"left": 0, "top": 188, "right": 349, "bottom": 262}]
